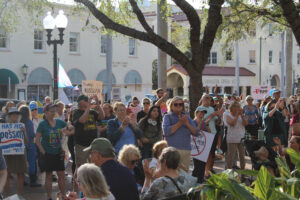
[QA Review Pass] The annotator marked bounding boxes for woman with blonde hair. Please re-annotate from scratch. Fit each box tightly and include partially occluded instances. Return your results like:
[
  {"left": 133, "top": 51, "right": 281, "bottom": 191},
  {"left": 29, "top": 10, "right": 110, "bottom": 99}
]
[{"left": 162, "top": 97, "right": 197, "bottom": 170}]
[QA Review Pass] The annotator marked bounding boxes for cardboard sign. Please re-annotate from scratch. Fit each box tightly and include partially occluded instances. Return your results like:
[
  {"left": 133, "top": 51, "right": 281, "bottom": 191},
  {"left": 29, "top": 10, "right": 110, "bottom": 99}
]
[
  {"left": 0, "top": 123, "right": 25, "bottom": 155},
  {"left": 191, "top": 131, "right": 215, "bottom": 162},
  {"left": 82, "top": 80, "right": 104, "bottom": 103},
  {"left": 251, "top": 86, "right": 271, "bottom": 100}
]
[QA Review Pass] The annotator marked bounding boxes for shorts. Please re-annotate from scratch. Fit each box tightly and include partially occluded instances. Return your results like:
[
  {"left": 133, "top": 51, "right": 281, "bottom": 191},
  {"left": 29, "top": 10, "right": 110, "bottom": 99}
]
[
  {"left": 43, "top": 153, "right": 65, "bottom": 172},
  {"left": 75, "top": 144, "right": 90, "bottom": 167},
  {"left": 5, "top": 154, "right": 27, "bottom": 173}
]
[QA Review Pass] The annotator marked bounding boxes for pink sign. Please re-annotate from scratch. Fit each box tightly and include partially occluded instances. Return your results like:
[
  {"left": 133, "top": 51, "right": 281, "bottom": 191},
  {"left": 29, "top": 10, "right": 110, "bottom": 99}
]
[{"left": 251, "top": 86, "right": 271, "bottom": 100}]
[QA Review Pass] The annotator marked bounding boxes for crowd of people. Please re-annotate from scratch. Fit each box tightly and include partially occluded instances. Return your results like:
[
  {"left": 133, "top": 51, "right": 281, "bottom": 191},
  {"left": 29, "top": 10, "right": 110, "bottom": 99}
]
[{"left": 0, "top": 87, "right": 299, "bottom": 200}]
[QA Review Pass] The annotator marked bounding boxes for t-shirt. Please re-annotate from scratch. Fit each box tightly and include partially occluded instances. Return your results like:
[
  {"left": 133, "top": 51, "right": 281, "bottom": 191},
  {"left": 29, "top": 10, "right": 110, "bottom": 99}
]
[
  {"left": 129, "top": 105, "right": 142, "bottom": 115},
  {"left": 37, "top": 119, "right": 67, "bottom": 155},
  {"left": 99, "top": 115, "right": 115, "bottom": 138},
  {"left": 115, "top": 121, "right": 135, "bottom": 153},
  {"left": 72, "top": 109, "right": 99, "bottom": 146},
  {"left": 153, "top": 99, "right": 168, "bottom": 115},
  {"left": 199, "top": 106, "right": 218, "bottom": 134},
  {"left": 226, "top": 113, "right": 245, "bottom": 143},
  {"left": 101, "top": 160, "right": 139, "bottom": 200},
  {"left": 137, "top": 110, "right": 147, "bottom": 122},
  {"left": 243, "top": 105, "right": 259, "bottom": 125}
]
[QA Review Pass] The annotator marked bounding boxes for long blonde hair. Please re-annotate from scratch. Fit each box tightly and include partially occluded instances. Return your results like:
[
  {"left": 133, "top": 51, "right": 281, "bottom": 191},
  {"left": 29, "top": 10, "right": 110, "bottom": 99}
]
[{"left": 167, "top": 96, "right": 185, "bottom": 113}]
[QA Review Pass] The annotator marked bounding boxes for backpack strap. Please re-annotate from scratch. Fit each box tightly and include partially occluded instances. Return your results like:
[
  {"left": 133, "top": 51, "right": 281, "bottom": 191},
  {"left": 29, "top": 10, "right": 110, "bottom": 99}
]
[{"left": 165, "top": 176, "right": 183, "bottom": 194}]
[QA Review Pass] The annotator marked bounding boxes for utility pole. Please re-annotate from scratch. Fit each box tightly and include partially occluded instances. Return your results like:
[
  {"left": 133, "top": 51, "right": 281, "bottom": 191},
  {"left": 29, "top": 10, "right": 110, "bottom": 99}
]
[
  {"left": 235, "top": 42, "right": 240, "bottom": 96},
  {"left": 157, "top": 0, "right": 168, "bottom": 89},
  {"left": 285, "top": 28, "right": 293, "bottom": 97},
  {"left": 106, "top": 34, "right": 113, "bottom": 102},
  {"left": 281, "top": 32, "right": 286, "bottom": 97},
  {"left": 259, "top": 37, "right": 262, "bottom": 85}
]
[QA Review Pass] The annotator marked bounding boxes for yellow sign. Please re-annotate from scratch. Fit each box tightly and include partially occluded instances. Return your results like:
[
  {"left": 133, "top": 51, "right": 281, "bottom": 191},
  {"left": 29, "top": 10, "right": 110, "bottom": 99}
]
[{"left": 82, "top": 80, "right": 104, "bottom": 103}]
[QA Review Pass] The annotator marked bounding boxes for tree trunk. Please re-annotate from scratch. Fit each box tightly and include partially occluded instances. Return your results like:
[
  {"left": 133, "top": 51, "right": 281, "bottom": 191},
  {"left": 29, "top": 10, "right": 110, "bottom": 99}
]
[
  {"left": 285, "top": 28, "right": 293, "bottom": 97},
  {"left": 189, "top": 72, "right": 203, "bottom": 118}
]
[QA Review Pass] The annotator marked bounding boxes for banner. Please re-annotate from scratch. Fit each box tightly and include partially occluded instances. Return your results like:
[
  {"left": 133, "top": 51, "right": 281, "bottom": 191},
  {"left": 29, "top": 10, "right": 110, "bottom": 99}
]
[
  {"left": 82, "top": 80, "right": 103, "bottom": 103},
  {"left": 0, "top": 123, "right": 25, "bottom": 155},
  {"left": 191, "top": 131, "right": 215, "bottom": 162},
  {"left": 251, "top": 86, "right": 271, "bottom": 100}
]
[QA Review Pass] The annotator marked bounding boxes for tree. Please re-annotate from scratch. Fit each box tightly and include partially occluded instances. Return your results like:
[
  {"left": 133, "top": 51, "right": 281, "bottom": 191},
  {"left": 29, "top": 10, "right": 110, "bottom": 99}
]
[
  {"left": 152, "top": 59, "right": 158, "bottom": 90},
  {"left": 74, "top": 0, "right": 225, "bottom": 114}
]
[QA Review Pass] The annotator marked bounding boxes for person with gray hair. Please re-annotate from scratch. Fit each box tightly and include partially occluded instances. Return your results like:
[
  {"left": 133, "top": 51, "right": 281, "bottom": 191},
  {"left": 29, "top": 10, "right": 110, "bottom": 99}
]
[
  {"left": 141, "top": 147, "right": 196, "bottom": 200},
  {"left": 63, "top": 163, "right": 115, "bottom": 200}
]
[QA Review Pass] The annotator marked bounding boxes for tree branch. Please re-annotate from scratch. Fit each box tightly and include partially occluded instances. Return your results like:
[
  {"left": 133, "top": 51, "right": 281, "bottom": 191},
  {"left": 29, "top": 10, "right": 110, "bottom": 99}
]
[
  {"left": 172, "top": 0, "right": 201, "bottom": 64},
  {"left": 74, "top": 0, "right": 194, "bottom": 72},
  {"left": 198, "top": 0, "right": 224, "bottom": 71}
]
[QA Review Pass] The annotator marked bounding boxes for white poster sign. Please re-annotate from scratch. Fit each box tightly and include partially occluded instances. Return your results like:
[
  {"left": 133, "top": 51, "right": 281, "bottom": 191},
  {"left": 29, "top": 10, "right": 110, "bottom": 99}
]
[
  {"left": 0, "top": 123, "right": 25, "bottom": 155},
  {"left": 191, "top": 131, "right": 215, "bottom": 162},
  {"left": 251, "top": 86, "right": 271, "bottom": 100}
]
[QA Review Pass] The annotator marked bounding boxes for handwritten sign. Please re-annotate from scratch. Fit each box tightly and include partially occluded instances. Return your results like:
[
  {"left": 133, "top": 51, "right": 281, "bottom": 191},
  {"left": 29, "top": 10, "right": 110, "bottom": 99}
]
[
  {"left": 82, "top": 80, "right": 104, "bottom": 103},
  {"left": 251, "top": 86, "right": 271, "bottom": 100},
  {"left": 191, "top": 131, "right": 215, "bottom": 162},
  {"left": 0, "top": 123, "right": 25, "bottom": 155}
]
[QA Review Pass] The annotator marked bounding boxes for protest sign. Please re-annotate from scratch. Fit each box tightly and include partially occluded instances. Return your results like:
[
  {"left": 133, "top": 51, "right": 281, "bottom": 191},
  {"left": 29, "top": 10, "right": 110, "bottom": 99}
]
[
  {"left": 251, "top": 86, "right": 271, "bottom": 100},
  {"left": 0, "top": 123, "right": 25, "bottom": 155},
  {"left": 191, "top": 131, "right": 215, "bottom": 162},
  {"left": 82, "top": 80, "right": 104, "bottom": 103}
]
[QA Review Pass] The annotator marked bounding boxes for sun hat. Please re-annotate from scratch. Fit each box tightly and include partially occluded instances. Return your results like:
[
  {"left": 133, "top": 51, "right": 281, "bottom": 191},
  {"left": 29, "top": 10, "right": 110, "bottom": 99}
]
[
  {"left": 196, "top": 106, "right": 207, "bottom": 114},
  {"left": 8, "top": 107, "right": 20, "bottom": 115}
]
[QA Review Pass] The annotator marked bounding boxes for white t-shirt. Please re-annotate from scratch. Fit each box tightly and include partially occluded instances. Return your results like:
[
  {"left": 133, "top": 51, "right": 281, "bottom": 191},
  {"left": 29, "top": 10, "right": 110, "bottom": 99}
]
[{"left": 226, "top": 112, "right": 245, "bottom": 143}]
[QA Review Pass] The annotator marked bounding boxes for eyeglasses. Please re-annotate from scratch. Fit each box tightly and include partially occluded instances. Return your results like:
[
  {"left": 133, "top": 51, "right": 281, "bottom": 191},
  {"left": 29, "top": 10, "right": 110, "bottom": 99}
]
[
  {"left": 143, "top": 102, "right": 150, "bottom": 105},
  {"left": 117, "top": 109, "right": 126, "bottom": 113},
  {"left": 173, "top": 103, "right": 184, "bottom": 107},
  {"left": 130, "top": 159, "right": 139, "bottom": 165}
]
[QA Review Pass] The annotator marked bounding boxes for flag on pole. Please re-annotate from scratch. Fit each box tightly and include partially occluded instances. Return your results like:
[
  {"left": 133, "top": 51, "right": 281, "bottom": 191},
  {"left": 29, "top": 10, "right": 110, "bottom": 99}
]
[{"left": 58, "top": 61, "right": 73, "bottom": 88}]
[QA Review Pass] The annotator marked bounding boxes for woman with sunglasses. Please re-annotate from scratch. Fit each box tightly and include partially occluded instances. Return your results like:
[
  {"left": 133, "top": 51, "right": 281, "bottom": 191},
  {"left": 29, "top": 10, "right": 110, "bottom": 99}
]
[
  {"left": 243, "top": 95, "right": 259, "bottom": 140},
  {"left": 118, "top": 144, "right": 143, "bottom": 193},
  {"left": 137, "top": 98, "right": 151, "bottom": 123},
  {"left": 263, "top": 100, "right": 287, "bottom": 149},
  {"left": 138, "top": 106, "right": 162, "bottom": 159},
  {"left": 35, "top": 103, "right": 74, "bottom": 200},
  {"left": 162, "top": 97, "right": 197, "bottom": 171}
]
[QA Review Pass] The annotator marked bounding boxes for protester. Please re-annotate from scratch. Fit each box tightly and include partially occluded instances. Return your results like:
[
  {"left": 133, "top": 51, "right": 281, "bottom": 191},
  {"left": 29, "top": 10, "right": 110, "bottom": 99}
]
[
  {"left": 162, "top": 96, "right": 197, "bottom": 170},
  {"left": 153, "top": 88, "right": 169, "bottom": 115},
  {"left": 19, "top": 105, "right": 41, "bottom": 187},
  {"left": 272, "top": 89, "right": 281, "bottom": 102},
  {"left": 61, "top": 163, "right": 115, "bottom": 200},
  {"left": 290, "top": 100, "right": 300, "bottom": 136},
  {"left": 263, "top": 100, "right": 287, "bottom": 149},
  {"left": 72, "top": 95, "right": 104, "bottom": 180},
  {"left": 55, "top": 101, "right": 66, "bottom": 121},
  {"left": 243, "top": 95, "right": 259, "bottom": 140},
  {"left": 68, "top": 103, "right": 78, "bottom": 178},
  {"left": 141, "top": 147, "right": 196, "bottom": 200},
  {"left": 1, "top": 101, "right": 15, "bottom": 121},
  {"left": 36, "top": 103, "right": 74, "bottom": 200},
  {"left": 148, "top": 141, "right": 168, "bottom": 178},
  {"left": 84, "top": 138, "right": 139, "bottom": 200},
  {"left": 138, "top": 106, "right": 162, "bottom": 159},
  {"left": 128, "top": 96, "right": 142, "bottom": 115},
  {"left": 192, "top": 107, "right": 210, "bottom": 183},
  {"left": 226, "top": 101, "right": 248, "bottom": 170},
  {"left": 107, "top": 102, "right": 142, "bottom": 154},
  {"left": 4, "top": 107, "right": 27, "bottom": 198},
  {"left": 98, "top": 103, "right": 115, "bottom": 138},
  {"left": 118, "top": 144, "right": 143, "bottom": 191},
  {"left": 44, "top": 96, "right": 52, "bottom": 105},
  {"left": 29, "top": 101, "right": 40, "bottom": 132},
  {"left": 137, "top": 98, "right": 151, "bottom": 122}
]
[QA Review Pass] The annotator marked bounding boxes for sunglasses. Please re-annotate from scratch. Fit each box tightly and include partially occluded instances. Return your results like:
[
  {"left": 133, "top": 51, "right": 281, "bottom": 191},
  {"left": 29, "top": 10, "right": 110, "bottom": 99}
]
[
  {"left": 173, "top": 103, "right": 184, "bottom": 107},
  {"left": 143, "top": 102, "right": 150, "bottom": 105},
  {"left": 130, "top": 159, "right": 139, "bottom": 165}
]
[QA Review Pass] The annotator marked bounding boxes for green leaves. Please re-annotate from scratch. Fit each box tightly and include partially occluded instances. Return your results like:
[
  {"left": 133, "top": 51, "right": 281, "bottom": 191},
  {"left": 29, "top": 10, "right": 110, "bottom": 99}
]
[
  {"left": 286, "top": 148, "right": 300, "bottom": 171},
  {"left": 253, "top": 166, "right": 275, "bottom": 200}
]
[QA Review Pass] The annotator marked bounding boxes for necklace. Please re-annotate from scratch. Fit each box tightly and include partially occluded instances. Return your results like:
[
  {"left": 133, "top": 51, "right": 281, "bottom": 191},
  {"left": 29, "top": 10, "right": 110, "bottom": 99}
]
[{"left": 148, "top": 118, "right": 157, "bottom": 126}]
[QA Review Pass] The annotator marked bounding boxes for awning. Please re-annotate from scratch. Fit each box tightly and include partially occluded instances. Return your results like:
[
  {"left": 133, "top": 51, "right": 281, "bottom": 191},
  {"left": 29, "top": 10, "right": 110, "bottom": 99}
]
[
  {"left": 67, "top": 69, "right": 86, "bottom": 85},
  {"left": 0, "top": 68, "right": 20, "bottom": 84},
  {"left": 96, "top": 70, "right": 116, "bottom": 84},
  {"left": 28, "top": 67, "right": 52, "bottom": 84},
  {"left": 124, "top": 70, "right": 142, "bottom": 84}
]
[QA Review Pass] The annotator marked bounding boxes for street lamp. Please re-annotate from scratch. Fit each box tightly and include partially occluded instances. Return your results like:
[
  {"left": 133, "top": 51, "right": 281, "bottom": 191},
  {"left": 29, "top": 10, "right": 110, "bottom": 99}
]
[
  {"left": 43, "top": 10, "right": 68, "bottom": 100},
  {"left": 21, "top": 64, "right": 29, "bottom": 83}
]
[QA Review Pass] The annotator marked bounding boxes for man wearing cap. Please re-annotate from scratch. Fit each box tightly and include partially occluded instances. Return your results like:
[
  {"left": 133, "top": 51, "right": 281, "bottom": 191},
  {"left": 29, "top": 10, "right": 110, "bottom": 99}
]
[
  {"left": 84, "top": 138, "right": 139, "bottom": 200},
  {"left": 72, "top": 95, "right": 104, "bottom": 181}
]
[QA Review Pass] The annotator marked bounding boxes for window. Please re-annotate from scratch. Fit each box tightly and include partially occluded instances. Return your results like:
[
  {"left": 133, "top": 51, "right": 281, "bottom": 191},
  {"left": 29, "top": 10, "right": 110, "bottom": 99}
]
[
  {"left": 248, "top": 25, "right": 256, "bottom": 37},
  {"left": 207, "top": 52, "right": 217, "bottom": 64},
  {"left": 297, "top": 53, "right": 300, "bottom": 65},
  {"left": 34, "top": 30, "right": 44, "bottom": 50},
  {"left": 246, "top": 86, "right": 251, "bottom": 95},
  {"left": 129, "top": 38, "right": 136, "bottom": 56},
  {"left": 269, "top": 50, "right": 273, "bottom": 63},
  {"left": 27, "top": 85, "right": 50, "bottom": 102},
  {"left": 249, "top": 50, "right": 256, "bottom": 63},
  {"left": 279, "top": 51, "right": 282, "bottom": 63},
  {"left": 69, "top": 32, "right": 79, "bottom": 53},
  {"left": 224, "top": 87, "right": 232, "bottom": 94},
  {"left": 100, "top": 35, "right": 107, "bottom": 54},
  {"left": 0, "top": 29, "right": 8, "bottom": 49},
  {"left": 226, "top": 51, "right": 232, "bottom": 61},
  {"left": 268, "top": 24, "right": 273, "bottom": 37}
]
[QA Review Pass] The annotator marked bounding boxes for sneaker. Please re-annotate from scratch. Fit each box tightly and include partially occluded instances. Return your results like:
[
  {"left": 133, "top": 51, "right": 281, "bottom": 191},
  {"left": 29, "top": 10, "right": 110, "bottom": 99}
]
[{"left": 216, "top": 148, "right": 223, "bottom": 155}]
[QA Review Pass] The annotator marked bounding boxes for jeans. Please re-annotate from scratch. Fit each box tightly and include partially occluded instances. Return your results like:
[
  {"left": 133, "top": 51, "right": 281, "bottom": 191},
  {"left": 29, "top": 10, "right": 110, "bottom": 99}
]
[
  {"left": 192, "top": 158, "right": 206, "bottom": 183},
  {"left": 27, "top": 144, "right": 37, "bottom": 175}
]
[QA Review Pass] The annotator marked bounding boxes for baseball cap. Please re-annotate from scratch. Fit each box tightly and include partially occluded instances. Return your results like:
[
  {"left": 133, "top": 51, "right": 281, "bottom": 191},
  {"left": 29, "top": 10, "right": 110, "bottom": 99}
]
[
  {"left": 29, "top": 101, "right": 38, "bottom": 111},
  {"left": 273, "top": 89, "right": 281, "bottom": 94},
  {"left": 83, "top": 138, "right": 115, "bottom": 156},
  {"left": 77, "top": 95, "right": 89, "bottom": 103},
  {"left": 264, "top": 94, "right": 271, "bottom": 99},
  {"left": 196, "top": 106, "right": 207, "bottom": 113},
  {"left": 8, "top": 107, "right": 20, "bottom": 115},
  {"left": 43, "top": 103, "right": 57, "bottom": 112}
]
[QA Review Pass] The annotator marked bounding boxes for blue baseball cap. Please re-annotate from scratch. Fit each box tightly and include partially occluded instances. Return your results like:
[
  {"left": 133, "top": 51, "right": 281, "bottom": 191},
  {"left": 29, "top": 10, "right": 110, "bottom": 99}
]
[{"left": 29, "top": 101, "right": 38, "bottom": 111}]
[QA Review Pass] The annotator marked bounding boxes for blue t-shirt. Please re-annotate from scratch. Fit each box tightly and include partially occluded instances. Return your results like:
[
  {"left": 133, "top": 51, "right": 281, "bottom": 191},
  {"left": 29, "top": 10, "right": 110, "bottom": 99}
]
[
  {"left": 115, "top": 121, "right": 135, "bottom": 153},
  {"left": 198, "top": 106, "right": 218, "bottom": 134},
  {"left": 37, "top": 119, "right": 67, "bottom": 155},
  {"left": 243, "top": 105, "right": 259, "bottom": 125}
]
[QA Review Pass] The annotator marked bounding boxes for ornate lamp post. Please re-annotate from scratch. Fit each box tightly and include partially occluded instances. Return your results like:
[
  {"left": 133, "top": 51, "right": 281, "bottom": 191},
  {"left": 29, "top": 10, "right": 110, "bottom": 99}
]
[
  {"left": 43, "top": 10, "right": 68, "bottom": 100},
  {"left": 21, "top": 64, "right": 29, "bottom": 83}
]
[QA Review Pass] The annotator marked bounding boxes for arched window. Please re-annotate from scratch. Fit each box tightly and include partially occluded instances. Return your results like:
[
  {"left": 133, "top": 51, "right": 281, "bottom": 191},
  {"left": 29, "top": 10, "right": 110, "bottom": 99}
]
[{"left": 124, "top": 70, "right": 142, "bottom": 92}]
